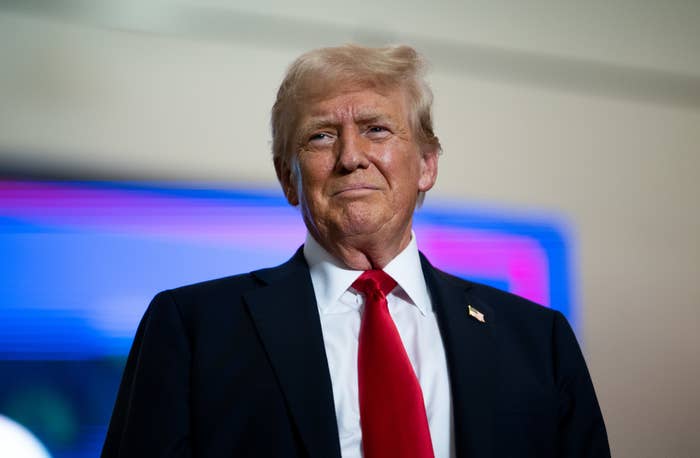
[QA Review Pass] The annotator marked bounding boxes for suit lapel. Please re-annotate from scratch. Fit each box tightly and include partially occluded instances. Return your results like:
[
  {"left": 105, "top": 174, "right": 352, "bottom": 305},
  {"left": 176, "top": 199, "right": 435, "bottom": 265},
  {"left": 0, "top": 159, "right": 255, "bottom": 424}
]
[
  {"left": 244, "top": 249, "right": 341, "bottom": 458},
  {"left": 421, "top": 254, "right": 497, "bottom": 458}
]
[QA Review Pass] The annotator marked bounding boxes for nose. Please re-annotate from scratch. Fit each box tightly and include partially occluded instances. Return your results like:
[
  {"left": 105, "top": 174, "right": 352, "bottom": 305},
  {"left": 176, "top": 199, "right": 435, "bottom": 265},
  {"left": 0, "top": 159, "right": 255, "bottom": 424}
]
[{"left": 336, "top": 128, "right": 370, "bottom": 173}]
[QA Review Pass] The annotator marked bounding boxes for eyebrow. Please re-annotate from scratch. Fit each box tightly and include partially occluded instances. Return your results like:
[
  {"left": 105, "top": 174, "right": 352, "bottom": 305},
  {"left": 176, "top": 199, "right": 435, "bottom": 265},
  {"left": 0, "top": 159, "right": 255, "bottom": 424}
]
[{"left": 300, "top": 111, "right": 397, "bottom": 134}]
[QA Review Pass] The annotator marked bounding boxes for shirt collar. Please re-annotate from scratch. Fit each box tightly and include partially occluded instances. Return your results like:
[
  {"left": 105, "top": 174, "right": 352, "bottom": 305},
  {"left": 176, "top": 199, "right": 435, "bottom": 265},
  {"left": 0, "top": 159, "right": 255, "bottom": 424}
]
[{"left": 303, "top": 232, "right": 432, "bottom": 316}]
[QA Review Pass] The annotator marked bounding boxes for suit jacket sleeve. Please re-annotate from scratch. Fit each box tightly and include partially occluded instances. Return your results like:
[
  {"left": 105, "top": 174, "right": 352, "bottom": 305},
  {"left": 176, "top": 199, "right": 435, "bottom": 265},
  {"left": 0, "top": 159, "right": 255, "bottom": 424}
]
[
  {"left": 102, "top": 291, "right": 193, "bottom": 458},
  {"left": 553, "top": 311, "right": 610, "bottom": 457}
]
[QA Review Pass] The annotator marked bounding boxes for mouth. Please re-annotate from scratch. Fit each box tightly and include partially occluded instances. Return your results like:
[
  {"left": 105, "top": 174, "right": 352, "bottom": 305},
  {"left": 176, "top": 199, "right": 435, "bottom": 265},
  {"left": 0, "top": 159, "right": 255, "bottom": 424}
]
[{"left": 332, "top": 185, "right": 380, "bottom": 197}]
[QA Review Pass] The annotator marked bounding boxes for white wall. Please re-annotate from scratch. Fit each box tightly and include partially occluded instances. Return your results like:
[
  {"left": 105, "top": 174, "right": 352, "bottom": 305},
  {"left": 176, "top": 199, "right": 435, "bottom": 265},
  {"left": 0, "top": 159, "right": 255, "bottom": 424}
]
[{"left": 1, "top": 2, "right": 699, "bottom": 456}]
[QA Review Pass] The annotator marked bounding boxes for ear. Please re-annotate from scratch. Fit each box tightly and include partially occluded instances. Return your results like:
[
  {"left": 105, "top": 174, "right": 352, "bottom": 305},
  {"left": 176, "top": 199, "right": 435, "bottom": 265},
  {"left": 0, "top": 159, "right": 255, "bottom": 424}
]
[
  {"left": 417, "top": 145, "right": 439, "bottom": 192},
  {"left": 274, "top": 156, "right": 299, "bottom": 206}
]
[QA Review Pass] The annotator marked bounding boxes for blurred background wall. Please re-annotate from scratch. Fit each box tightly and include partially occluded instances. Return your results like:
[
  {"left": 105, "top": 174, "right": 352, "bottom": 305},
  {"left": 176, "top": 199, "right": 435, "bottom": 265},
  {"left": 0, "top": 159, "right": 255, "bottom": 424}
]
[{"left": 1, "top": 1, "right": 698, "bottom": 456}]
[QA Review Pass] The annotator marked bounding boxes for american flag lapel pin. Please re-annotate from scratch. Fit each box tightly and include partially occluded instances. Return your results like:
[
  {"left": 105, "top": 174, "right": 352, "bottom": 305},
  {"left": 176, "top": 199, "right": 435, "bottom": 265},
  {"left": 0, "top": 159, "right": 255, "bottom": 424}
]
[{"left": 468, "top": 304, "right": 486, "bottom": 323}]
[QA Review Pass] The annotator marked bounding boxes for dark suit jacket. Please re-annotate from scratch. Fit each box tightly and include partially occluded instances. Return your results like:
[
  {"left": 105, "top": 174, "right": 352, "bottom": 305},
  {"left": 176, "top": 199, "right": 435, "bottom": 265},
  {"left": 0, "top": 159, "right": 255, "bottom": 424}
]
[{"left": 102, "top": 248, "right": 609, "bottom": 458}]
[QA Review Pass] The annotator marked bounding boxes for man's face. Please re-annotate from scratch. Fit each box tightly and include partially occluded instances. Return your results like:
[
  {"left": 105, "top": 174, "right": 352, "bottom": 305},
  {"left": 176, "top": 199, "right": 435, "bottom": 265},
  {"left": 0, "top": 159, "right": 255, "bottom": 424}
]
[{"left": 277, "top": 87, "right": 438, "bottom": 251}]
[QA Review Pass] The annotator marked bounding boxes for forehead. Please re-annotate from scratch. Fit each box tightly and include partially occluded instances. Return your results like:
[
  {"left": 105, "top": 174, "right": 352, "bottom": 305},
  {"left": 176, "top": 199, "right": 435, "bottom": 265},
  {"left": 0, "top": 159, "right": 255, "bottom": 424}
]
[{"left": 300, "top": 86, "right": 409, "bottom": 124}]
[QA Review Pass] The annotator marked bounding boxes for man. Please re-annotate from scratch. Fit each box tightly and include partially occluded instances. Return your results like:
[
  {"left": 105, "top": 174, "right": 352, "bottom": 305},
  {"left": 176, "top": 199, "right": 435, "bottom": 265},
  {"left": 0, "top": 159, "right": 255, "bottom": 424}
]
[{"left": 102, "top": 45, "right": 610, "bottom": 457}]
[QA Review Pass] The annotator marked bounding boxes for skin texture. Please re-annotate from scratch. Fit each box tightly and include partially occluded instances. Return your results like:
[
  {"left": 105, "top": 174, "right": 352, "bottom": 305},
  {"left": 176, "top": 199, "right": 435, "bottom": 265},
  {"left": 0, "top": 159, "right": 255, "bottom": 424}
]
[{"left": 275, "top": 87, "right": 439, "bottom": 270}]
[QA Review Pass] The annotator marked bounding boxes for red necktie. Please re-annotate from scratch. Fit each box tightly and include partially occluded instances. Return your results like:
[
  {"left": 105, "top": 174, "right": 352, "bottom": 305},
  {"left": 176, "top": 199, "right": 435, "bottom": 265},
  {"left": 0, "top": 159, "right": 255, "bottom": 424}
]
[{"left": 353, "top": 270, "right": 435, "bottom": 458}]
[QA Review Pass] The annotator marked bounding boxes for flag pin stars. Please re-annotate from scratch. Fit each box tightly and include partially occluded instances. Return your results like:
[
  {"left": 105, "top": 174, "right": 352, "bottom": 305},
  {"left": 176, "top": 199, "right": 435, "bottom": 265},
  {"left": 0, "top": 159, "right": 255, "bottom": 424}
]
[{"left": 468, "top": 304, "right": 485, "bottom": 323}]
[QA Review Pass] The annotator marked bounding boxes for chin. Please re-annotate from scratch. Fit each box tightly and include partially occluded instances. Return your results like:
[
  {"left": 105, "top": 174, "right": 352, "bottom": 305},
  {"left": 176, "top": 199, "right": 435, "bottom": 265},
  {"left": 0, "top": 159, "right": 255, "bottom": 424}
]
[{"left": 336, "top": 213, "right": 387, "bottom": 238}]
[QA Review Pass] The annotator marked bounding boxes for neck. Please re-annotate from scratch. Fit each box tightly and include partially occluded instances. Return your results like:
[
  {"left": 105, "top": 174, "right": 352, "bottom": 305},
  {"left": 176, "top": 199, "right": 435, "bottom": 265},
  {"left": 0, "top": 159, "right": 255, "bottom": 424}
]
[{"left": 312, "top": 227, "right": 413, "bottom": 270}]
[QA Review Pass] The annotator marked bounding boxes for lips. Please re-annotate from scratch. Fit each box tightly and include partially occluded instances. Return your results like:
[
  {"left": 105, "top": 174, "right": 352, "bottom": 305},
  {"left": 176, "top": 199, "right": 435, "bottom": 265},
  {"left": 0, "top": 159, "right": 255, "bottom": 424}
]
[{"left": 332, "top": 184, "right": 380, "bottom": 196}]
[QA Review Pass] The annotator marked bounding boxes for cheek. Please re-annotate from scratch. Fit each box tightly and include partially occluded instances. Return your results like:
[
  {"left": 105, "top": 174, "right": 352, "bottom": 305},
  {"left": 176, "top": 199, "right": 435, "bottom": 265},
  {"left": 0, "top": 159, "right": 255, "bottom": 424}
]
[
  {"left": 394, "top": 157, "right": 422, "bottom": 186},
  {"left": 298, "top": 156, "right": 334, "bottom": 196}
]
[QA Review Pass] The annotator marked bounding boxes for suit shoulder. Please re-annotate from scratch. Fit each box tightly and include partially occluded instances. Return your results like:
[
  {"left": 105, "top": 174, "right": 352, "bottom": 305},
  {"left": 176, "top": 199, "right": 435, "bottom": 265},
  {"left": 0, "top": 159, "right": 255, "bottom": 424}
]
[
  {"left": 472, "top": 282, "right": 556, "bottom": 319},
  {"left": 165, "top": 272, "right": 260, "bottom": 300},
  {"left": 153, "top": 249, "right": 305, "bottom": 311},
  {"left": 432, "top": 266, "right": 559, "bottom": 322}
]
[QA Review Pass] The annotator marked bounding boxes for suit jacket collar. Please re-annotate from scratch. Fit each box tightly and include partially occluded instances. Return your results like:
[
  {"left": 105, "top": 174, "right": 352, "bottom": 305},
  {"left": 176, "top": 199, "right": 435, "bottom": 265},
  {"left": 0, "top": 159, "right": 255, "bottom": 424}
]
[
  {"left": 420, "top": 253, "right": 497, "bottom": 458},
  {"left": 244, "top": 248, "right": 342, "bottom": 458}
]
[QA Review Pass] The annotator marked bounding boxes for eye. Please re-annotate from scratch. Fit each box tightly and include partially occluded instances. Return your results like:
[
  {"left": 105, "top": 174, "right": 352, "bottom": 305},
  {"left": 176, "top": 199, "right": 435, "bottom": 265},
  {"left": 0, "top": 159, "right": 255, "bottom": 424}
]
[
  {"left": 365, "top": 125, "right": 391, "bottom": 140},
  {"left": 307, "top": 131, "right": 336, "bottom": 147}
]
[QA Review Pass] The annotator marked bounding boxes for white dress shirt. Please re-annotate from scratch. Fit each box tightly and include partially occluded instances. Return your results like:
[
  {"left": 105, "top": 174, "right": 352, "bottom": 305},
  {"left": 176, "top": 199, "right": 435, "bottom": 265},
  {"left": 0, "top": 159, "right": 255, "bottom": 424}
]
[{"left": 304, "top": 233, "right": 454, "bottom": 458}]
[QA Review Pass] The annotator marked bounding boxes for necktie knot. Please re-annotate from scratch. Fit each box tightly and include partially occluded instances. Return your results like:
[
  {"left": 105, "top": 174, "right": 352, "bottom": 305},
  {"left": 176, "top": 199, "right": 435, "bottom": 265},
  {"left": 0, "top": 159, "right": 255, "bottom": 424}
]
[{"left": 352, "top": 270, "right": 397, "bottom": 298}]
